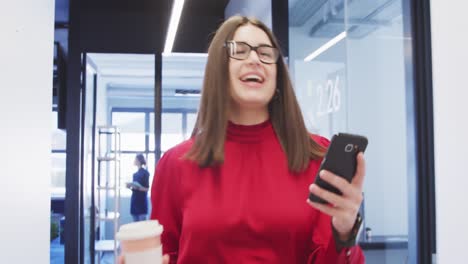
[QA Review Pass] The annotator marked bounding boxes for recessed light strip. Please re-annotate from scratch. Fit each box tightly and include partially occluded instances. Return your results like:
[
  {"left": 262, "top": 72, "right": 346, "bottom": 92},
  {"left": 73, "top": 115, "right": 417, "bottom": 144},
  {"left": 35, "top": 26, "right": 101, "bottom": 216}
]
[
  {"left": 304, "top": 31, "right": 347, "bottom": 62},
  {"left": 163, "top": 0, "right": 186, "bottom": 54}
]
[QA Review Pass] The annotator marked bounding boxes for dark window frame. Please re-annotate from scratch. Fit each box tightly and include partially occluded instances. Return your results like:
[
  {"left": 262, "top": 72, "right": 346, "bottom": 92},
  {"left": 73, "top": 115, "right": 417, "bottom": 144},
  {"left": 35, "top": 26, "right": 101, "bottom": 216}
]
[{"left": 111, "top": 107, "right": 198, "bottom": 154}]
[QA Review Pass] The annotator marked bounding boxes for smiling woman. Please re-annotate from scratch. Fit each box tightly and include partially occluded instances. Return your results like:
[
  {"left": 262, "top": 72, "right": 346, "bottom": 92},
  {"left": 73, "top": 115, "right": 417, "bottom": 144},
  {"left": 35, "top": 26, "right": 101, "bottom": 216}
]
[
  {"left": 145, "top": 15, "right": 367, "bottom": 264},
  {"left": 185, "top": 16, "right": 326, "bottom": 171},
  {"left": 226, "top": 24, "right": 278, "bottom": 124}
]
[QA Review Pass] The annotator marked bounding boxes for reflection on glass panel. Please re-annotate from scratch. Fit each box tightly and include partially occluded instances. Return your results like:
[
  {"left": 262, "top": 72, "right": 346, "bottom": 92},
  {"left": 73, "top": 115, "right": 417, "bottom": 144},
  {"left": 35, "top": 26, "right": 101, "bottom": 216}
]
[
  {"left": 161, "top": 133, "right": 184, "bottom": 152},
  {"left": 149, "top": 113, "right": 155, "bottom": 151},
  {"left": 112, "top": 112, "right": 145, "bottom": 150},
  {"left": 52, "top": 111, "right": 67, "bottom": 150},
  {"left": 51, "top": 153, "right": 66, "bottom": 196},
  {"left": 162, "top": 113, "right": 183, "bottom": 151},
  {"left": 84, "top": 53, "right": 155, "bottom": 264},
  {"left": 289, "top": 0, "right": 410, "bottom": 262},
  {"left": 118, "top": 153, "right": 141, "bottom": 197},
  {"left": 163, "top": 113, "right": 182, "bottom": 133},
  {"left": 289, "top": 0, "right": 347, "bottom": 138},
  {"left": 161, "top": 53, "right": 204, "bottom": 150},
  {"left": 151, "top": 113, "right": 185, "bottom": 152},
  {"left": 112, "top": 112, "right": 145, "bottom": 132},
  {"left": 97, "top": 131, "right": 121, "bottom": 161},
  {"left": 146, "top": 153, "right": 155, "bottom": 189},
  {"left": 346, "top": 0, "right": 409, "bottom": 249},
  {"left": 186, "top": 113, "right": 198, "bottom": 139},
  {"left": 120, "top": 133, "right": 145, "bottom": 152},
  {"left": 295, "top": 55, "right": 348, "bottom": 137}
]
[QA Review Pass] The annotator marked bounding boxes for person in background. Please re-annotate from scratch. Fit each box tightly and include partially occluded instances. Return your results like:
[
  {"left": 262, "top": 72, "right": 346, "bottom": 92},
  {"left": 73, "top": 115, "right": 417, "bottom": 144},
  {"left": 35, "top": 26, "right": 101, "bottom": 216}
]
[
  {"left": 126, "top": 153, "right": 149, "bottom": 222},
  {"left": 121, "top": 15, "right": 366, "bottom": 264}
]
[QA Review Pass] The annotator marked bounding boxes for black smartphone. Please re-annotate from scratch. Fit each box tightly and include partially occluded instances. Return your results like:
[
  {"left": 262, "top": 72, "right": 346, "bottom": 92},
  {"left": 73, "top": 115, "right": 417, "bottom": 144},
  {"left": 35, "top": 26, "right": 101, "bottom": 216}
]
[{"left": 308, "top": 133, "right": 368, "bottom": 204}]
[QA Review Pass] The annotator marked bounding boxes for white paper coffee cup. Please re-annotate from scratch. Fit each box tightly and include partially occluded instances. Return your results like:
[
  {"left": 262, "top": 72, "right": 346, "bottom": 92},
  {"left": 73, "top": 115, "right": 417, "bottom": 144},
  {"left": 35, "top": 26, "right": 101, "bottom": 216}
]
[{"left": 116, "top": 220, "right": 164, "bottom": 264}]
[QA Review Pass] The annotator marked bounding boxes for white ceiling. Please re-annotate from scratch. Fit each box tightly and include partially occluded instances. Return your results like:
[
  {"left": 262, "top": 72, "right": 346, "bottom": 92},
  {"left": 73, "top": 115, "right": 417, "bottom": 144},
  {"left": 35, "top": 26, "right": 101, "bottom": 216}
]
[
  {"left": 86, "top": 53, "right": 206, "bottom": 109},
  {"left": 87, "top": 52, "right": 207, "bottom": 94}
]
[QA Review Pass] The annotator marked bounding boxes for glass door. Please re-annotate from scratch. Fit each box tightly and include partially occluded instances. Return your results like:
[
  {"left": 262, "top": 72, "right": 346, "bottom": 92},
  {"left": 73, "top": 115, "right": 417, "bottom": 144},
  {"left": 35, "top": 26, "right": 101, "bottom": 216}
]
[
  {"left": 289, "top": 0, "right": 414, "bottom": 262},
  {"left": 160, "top": 53, "right": 206, "bottom": 155},
  {"left": 81, "top": 53, "right": 156, "bottom": 264}
]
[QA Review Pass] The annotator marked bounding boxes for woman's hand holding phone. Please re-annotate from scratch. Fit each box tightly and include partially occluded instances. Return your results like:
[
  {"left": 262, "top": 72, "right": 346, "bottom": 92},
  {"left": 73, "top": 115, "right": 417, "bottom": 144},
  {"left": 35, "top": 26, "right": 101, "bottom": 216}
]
[{"left": 307, "top": 152, "right": 366, "bottom": 241}]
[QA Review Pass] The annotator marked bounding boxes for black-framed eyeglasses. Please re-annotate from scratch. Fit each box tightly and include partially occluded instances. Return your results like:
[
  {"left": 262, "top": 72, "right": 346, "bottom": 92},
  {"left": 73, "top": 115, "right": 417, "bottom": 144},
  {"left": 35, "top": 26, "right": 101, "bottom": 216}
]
[{"left": 224, "top": 41, "right": 280, "bottom": 64}]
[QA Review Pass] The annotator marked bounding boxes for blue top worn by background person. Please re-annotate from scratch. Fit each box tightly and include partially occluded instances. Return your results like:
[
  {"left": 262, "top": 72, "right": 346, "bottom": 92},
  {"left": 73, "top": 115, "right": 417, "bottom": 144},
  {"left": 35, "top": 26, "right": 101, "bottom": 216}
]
[{"left": 129, "top": 154, "right": 150, "bottom": 215}]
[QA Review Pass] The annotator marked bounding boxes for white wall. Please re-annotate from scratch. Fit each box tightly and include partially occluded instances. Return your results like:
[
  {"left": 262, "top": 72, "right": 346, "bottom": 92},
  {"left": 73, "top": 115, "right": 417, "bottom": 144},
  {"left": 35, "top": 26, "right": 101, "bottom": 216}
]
[
  {"left": 0, "top": 0, "right": 54, "bottom": 263},
  {"left": 430, "top": 1, "right": 468, "bottom": 263}
]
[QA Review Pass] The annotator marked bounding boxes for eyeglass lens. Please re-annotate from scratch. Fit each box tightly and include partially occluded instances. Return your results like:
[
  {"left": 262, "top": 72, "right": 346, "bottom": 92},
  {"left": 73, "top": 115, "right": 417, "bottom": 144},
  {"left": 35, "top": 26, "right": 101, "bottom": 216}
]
[{"left": 227, "top": 41, "right": 278, "bottom": 64}]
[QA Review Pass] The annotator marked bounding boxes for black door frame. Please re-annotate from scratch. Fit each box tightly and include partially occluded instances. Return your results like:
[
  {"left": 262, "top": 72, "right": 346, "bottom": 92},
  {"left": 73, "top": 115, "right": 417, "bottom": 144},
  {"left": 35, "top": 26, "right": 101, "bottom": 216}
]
[
  {"left": 404, "top": 0, "right": 437, "bottom": 263},
  {"left": 64, "top": 0, "right": 83, "bottom": 261}
]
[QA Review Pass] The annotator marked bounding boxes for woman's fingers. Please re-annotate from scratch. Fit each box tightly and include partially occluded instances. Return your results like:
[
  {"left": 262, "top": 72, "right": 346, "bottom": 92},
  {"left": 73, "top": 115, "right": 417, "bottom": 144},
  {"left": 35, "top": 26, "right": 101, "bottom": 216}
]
[
  {"left": 307, "top": 199, "right": 347, "bottom": 219},
  {"left": 307, "top": 153, "right": 366, "bottom": 238},
  {"left": 163, "top": 254, "right": 170, "bottom": 264},
  {"left": 308, "top": 184, "right": 357, "bottom": 211},
  {"left": 352, "top": 152, "right": 366, "bottom": 189},
  {"left": 312, "top": 170, "right": 362, "bottom": 204}
]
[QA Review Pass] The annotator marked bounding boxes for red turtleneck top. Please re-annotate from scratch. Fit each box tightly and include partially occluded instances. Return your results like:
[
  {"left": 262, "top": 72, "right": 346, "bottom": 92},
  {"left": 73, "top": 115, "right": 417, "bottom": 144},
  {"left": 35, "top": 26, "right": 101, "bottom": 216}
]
[{"left": 150, "top": 120, "right": 365, "bottom": 263}]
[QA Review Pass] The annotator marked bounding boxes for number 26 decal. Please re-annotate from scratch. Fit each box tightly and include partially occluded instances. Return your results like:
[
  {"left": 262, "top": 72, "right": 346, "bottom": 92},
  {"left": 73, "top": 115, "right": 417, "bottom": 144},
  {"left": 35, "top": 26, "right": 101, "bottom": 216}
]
[{"left": 316, "top": 76, "right": 341, "bottom": 116}]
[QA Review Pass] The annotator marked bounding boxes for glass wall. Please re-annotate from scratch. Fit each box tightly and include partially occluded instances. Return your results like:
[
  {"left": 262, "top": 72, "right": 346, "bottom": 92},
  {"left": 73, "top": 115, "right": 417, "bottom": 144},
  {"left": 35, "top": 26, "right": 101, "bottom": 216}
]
[
  {"left": 50, "top": 110, "right": 66, "bottom": 264},
  {"left": 289, "top": 0, "right": 411, "bottom": 263},
  {"left": 160, "top": 53, "right": 206, "bottom": 154},
  {"left": 81, "top": 53, "right": 156, "bottom": 264},
  {"left": 77, "top": 53, "right": 206, "bottom": 263},
  {"left": 51, "top": 111, "right": 67, "bottom": 194}
]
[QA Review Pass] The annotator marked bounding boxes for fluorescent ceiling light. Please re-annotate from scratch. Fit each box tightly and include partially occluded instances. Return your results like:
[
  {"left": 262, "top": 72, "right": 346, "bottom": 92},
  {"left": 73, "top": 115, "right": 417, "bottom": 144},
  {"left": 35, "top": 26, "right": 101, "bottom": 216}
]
[
  {"left": 174, "top": 93, "right": 201, "bottom": 97},
  {"left": 164, "top": 0, "right": 186, "bottom": 54},
  {"left": 304, "top": 31, "right": 347, "bottom": 62},
  {"left": 162, "top": 52, "right": 208, "bottom": 58}
]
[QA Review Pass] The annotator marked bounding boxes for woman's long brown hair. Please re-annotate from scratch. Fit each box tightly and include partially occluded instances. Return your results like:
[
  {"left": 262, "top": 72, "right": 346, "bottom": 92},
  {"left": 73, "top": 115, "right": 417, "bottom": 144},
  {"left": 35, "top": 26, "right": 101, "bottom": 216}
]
[{"left": 184, "top": 16, "right": 325, "bottom": 172}]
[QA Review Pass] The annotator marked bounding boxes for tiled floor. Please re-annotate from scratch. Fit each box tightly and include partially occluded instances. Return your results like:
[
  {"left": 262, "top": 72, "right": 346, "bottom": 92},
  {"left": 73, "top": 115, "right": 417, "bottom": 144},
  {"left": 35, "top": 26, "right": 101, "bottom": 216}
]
[
  {"left": 50, "top": 237, "right": 64, "bottom": 264},
  {"left": 50, "top": 238, "right": 114, "bottom": 264},
  {"left": 96, "top": 252, "right": 115, "bottom": 264}
]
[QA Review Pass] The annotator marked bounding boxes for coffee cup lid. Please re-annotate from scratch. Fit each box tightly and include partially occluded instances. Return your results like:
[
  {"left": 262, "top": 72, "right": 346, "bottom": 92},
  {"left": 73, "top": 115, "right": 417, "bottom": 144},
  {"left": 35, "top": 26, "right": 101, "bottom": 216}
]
[{"left": 116, "top": 220, "right": 164, "bottom": 241}]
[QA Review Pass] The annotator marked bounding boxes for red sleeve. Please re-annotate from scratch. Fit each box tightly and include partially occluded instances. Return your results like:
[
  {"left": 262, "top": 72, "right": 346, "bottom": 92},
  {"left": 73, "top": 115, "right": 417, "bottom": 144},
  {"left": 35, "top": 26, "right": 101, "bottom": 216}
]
[
  {"left": 308, "top": 135, "right": 365, "bottom": 264},
  {"left": 150, "top": 150, "right": 182, "bottom": 264},
  {"left": 311, "top": 134, "right": 331, "bottom": 149},
  {"left": 307, "top": 212, "right": 365, "bottom": 263}
]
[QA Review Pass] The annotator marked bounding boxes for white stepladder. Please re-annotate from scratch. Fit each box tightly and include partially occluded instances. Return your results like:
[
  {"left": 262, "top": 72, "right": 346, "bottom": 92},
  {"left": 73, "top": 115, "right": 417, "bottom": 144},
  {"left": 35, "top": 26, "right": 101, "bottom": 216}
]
[{"left": 94, "top": 126, "right": 121, "bottom": 264}]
